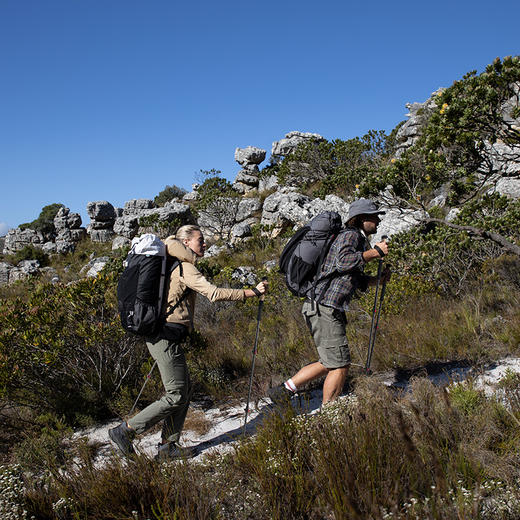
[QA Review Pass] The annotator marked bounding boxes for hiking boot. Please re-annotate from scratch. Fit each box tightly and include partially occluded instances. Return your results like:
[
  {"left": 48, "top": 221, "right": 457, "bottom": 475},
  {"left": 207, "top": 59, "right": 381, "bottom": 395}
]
[
  {"left": 268, "top": 385, "right": 296, "bottom": 407},
  {"left": 155, "top": 442, "right": 196, "bottom": 461},
  {"left": 108, "top": 422, "right": 135, "bottom": 456}
]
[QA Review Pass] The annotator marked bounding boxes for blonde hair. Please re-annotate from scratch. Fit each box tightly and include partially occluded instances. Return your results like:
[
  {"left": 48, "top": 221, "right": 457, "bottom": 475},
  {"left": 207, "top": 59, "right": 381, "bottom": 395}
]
[{"left": 175, "top": 224, "right": 201, "bottom": 242}]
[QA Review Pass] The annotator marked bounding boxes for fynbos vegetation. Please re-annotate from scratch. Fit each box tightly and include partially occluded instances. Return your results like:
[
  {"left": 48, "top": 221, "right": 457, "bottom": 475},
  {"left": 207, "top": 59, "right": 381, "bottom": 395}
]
[{"left": 0, "top": 57, "right": 519, "bottom": 519}]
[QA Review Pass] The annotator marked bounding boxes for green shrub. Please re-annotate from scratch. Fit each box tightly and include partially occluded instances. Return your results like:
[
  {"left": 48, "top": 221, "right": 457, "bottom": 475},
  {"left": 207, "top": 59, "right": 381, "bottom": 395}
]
[
  {"left": 19, "top": 203, "right": 64, "bottom": 235},
  {"left": 0, "top": 265, "right": 148, "bottom": 425},
  {"left": 153, "top": 184, "right": 187, "bottom": 206},
  {"left": 7, "top": 245, "right": 49, "bottom": 267}
]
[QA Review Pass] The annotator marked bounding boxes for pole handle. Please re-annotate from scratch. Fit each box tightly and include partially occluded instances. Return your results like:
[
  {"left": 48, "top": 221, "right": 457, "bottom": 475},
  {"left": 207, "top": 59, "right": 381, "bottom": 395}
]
[{"left": 259, "top": 276, "right": 268, "bottom": 302}]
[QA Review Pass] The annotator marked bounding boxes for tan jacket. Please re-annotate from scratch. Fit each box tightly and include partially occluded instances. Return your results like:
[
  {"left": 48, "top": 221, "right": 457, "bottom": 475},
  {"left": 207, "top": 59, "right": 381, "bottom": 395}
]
[{"left": 163, "top": 237, "right": 246, "bottom": 330}]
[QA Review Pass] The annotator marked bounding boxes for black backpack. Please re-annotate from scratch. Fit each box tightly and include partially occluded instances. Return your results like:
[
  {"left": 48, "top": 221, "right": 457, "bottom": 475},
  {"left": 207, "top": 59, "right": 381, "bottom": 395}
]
[
  {"left": 117, "top": 234, "right": 189, "bottom": 337},
  {"left": 279, "top": 211, "right": 343, "bottom": 299}
]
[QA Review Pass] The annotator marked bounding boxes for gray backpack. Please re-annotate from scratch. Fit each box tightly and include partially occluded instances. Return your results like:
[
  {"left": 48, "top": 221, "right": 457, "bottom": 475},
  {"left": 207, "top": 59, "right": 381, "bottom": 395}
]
[{"left": 279, "top": 211, "right": 342, "bottom": 299}]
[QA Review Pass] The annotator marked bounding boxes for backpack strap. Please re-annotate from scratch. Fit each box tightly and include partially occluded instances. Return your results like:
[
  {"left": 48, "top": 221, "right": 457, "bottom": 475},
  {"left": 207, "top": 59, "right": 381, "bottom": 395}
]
[
  {"left": 162, "top": 259, "right": 192, "bottom": 320},
  {"left": 309, "top": 232, "right": 339, "bottom": 305},
  {"left": 314, "top": 227, "right": 366, "bottom": 306}
]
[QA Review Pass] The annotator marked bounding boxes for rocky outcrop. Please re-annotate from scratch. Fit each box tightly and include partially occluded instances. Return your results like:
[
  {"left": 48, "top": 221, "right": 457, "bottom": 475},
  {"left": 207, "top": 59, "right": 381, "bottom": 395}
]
[
  {"left": 258, "top": 175, "right": 279, "bottom": 192},
  {"left": 306, "top": 195, "right": 351, "bottom": 224},
  {"left": 271, "top": 131, "right": 325, "bottom": 159},
  {"left": 53, "top": 207, "right": 86, "bottom": 254},
  {"left": 232, "top": 146, "right": 266, "bottom": 194},
  {"left": 198, "top": 197, "right": 260, "bottom": 242},
  {"left": 87, "top": 201, "right": 117, "bottom": 243},
  {"left": 394, "top": 89, "right": 444, "bottom": 157},
  {"left": 0, "top": 259, "right": 41, "bottom": 286},
  {"left": 260, "top": 192, "right": 353, "bottom": 235},
  {"left": 183, "top": 184, "right": 200, "bottom": 202},
  {"left": 260, "top": 188, "right": 312, "bottom": 235},
  {"left": 374, "top": 207, "right": 428, "bottom": 243},
  {"left": 3, "top": 228, "right": 46, "bottom": 255},
  {"left": 80, "top": 256, "right": 111, "bottom": 278},
  {"left": 112, "top": 199, "right": 195, "bottom": 242},
  {"left": 235, "top": 146, "right": 266, "bottom": 167}
]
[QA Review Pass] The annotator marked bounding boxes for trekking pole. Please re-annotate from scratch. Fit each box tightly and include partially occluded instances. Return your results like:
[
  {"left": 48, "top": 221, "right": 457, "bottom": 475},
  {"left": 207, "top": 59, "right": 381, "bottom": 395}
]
[
  {"left": 244, "top": 277, "right": 268, "bottom": 433},
  {"left": 365, "top": 236, "right": 388, "bottom": 374},
  {"left": 129, "top": 360, "right": 157, "bottom": 416}
]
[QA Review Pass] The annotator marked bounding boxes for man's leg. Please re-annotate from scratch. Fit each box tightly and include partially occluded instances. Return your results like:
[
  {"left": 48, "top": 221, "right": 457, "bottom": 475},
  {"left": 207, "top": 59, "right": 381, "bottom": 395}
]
[
  {"left": 322, "top": 366, "right": 349, "bottom": 403},
  {"left": 291, "top": 361, "right": 329, "bottom": 388},
  {"left": 304, "top": 302, "right": 350, "bottom": 404}
]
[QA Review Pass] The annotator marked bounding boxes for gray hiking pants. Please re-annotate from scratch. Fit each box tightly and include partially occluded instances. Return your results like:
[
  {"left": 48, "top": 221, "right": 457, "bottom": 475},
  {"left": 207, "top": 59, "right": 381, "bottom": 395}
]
[{"left": 127, "top": 337, "right": 192, "bottom": 444}]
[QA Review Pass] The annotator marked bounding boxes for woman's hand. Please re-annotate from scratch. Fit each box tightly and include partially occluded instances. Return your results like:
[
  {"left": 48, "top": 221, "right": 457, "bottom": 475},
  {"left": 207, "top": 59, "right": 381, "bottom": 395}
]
[{"left": 244, "top": 279, "right": 269, "bottom": 298}]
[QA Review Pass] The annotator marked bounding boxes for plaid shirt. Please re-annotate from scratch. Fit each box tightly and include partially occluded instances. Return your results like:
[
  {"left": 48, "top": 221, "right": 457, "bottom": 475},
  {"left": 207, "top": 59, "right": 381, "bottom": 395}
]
[{"left": 314, "top": 227, "right": 370, "bottom": 311}]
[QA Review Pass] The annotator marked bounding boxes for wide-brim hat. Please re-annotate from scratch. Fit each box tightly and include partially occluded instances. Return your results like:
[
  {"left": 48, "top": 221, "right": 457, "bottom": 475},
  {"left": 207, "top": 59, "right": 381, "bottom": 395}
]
[{"left": 348, "top": 198, "right": 386, "bottom": 220}]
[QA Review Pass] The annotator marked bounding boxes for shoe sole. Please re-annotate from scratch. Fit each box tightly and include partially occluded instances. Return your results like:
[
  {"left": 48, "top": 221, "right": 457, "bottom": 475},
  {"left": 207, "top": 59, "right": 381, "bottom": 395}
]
[{"left": 108, "top": 428, "right": 135, "bottom": 456}]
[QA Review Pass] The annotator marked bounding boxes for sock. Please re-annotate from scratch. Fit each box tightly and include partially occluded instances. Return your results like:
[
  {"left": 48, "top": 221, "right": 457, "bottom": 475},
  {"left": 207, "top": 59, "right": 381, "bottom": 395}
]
[{"left": 284, "top": 379, "right": 297, "bottom": 393}]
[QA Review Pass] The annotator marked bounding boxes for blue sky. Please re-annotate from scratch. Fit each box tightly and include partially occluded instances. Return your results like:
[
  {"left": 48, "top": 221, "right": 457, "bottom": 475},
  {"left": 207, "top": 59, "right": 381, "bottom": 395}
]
[{"left": 1, "top": 0, "right": 519, "bottom": 236}]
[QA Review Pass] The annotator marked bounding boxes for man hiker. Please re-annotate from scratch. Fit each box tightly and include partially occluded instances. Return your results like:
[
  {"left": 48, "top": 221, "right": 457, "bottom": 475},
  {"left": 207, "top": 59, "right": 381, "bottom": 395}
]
[
  {"left": 109, "top": 224, "right": 268, "bottom": 460},
  {"left": 269, "top": 198, "right": 390, "bottom": 406}
]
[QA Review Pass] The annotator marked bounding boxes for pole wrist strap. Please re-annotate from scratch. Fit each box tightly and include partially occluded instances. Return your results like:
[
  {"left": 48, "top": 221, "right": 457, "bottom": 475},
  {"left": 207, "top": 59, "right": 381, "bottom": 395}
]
[{"left": 374, "top": 245, "right": 385, "bottom": 258}]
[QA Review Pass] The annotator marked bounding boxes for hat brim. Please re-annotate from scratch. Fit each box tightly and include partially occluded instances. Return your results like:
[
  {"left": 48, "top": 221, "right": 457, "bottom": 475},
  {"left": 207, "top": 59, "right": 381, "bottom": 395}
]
[{"left": 348, "top": 209, "right": 386, "bottom": 219}]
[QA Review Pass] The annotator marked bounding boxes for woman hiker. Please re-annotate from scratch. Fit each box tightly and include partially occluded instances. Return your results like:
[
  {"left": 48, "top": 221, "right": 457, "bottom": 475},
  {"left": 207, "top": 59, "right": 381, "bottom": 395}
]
[{"left": 109, "top": 224, "right": 268, "bottom": 460}]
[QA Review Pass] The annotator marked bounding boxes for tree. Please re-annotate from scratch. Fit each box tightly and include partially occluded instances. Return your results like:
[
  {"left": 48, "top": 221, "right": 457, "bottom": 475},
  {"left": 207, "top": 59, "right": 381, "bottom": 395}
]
[
  {"left": 423, "top": 56, "right": 520, "bottom": 180},
  {"left": 19, "top": 203, "right": 64, "bottom": 236},
  {"left": 195, "top": 169, "right": 241, "bottom": 241},
  {"left": 154, "top": 184, "right": 187, "bottom": 207},
  {"left": 277, "top": 131, "right": 391, "bottom": 199},
  {"left": 362, "top": 57, "right": 520, "bottom": 258}
]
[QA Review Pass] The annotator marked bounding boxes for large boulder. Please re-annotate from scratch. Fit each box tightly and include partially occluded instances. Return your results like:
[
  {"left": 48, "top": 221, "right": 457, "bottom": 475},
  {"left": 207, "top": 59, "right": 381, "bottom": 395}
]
[
  {"left": 480, "top": 141, "right": 520, "bottom": 178},
  {"left": 87, "top": 201, "right": 117, "bottom": 243},
  {"left": 197, "top": 197, "right": 240, "bottom": 241},
  {"left": 86, "top": 201, "right": 116, "bottom": 222},
  {"left": 261, "top": 188, "right": 312, "bottom": 234},
  {"left": 230, "top": 219, "right": 257, "bottom": 242},
  {"left": 53, "top": 207, "right": 86, "bottom": 253},
  {"left": 234, "top": 146, "right": 266, "bottom": 166},
  {"left": 236, "top": 198, "right": 262, "bottom": 222},
  {"left": 373, "top": 207, "right": 428, "bottom": 243},
  {"left": 113, "top": 215, "right": 139, "bottom": 239},
  {"left": 487, "top": 175, "right": 520, "bottom": 199},
  {"left": 394, "top": 89, "right": 445, "bottom": 157},
  {"left": 54, "top": 207, "right": 82, "bottom": 232},
  {"left": 112, "top": 236, "right": 131, "bottom": 250},
  {"left": 3, "top": 228, "right": 45, "bottom": 255},
  {"left": 0, "top": 262, "right": 11, "bottom": 285},
  {"left": 271, "top": 131, "right": 325, "bottom": 159},
  {"left": 112, "top": 200, "right": 195, "bottom": 241},
  {"left": 258, "top": 175, "right": 279, "bottom": 192},
  {"left": 2, "top": 259, "right": 42, "bottom": 284},
  {"left": 305, "top": 195, "right": 351, "bottom": 224}
]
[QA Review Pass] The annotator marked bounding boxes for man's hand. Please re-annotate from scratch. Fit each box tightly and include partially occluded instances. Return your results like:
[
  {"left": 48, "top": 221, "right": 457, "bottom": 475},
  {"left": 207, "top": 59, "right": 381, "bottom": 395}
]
[{"left": 363, "top": 239, "right": 389, "bottom": 262}]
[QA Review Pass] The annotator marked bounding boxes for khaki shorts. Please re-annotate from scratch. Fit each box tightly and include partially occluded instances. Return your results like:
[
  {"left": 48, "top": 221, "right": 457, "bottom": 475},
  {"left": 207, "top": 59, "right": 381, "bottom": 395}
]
[{"left": 302, "top": 301, "right": 350, "bottom": 369}]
